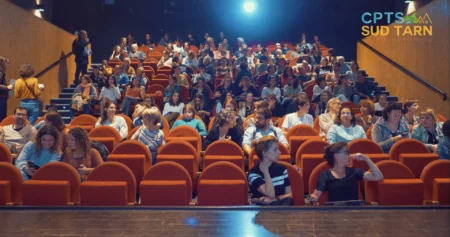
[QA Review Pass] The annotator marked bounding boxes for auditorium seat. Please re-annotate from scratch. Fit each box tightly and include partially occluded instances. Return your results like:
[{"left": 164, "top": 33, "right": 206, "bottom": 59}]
[
  {"left": 197, "top": 161, "right": 248, "bottom": 206},
  {"left": 208, "top": 116, "right": 215, "bottom": 131},
  {"left": 365, "top": 160, "right": 424, "bottom": 205},
  {"left": 278, "top": 161, "right": 305, "bottom": 206},
  {"left": 0, "top": 163, "right": 24, "bottom": 205},
  {"left": 313, "top": 117, "right": 320, "bottom": 134},
  {"left": 116, "top": 114, "right": 133, "bottom": 132},
  {"left": 130, "top": 58, "right": 141, "bottom": 71},
  {"left": 88, "top": 126, "right": 122, "bottom": 153},
  {"left": 68, "top": 114, "right": 98, "bottom": 133},
  {"left": 179, "top": 85, "right": 190, "bottom": 104},
  {"left": 146, "top": 84, "right": 164, "bottom": 94},
  {"left": 203, "top": 140, "right": 244, "bottom": 170},
  {"left": 127, "top": 126, "right": 140, "bottom": 140},
  {"left": 277, "top": 115, "right": 286, "bottom": 128},
  {"left": 0, "top": 115, "right": 30, "bottom": 126},
  {"left": 365, "top": 125, "right": 374, "bottom": 140},
  {"left": 0, "top": 143, "right": 12, "bottom": 163},
  {"left": 341, "top": 101, "right": 359, "bottom": 115},
  {"left": 166, "top": 126, "right": 202, "bottom": 157},
  {"left": 389, "top": 138, "right": 430, "bottom": 161},
  {"left": 308, "top": 162, "right": 331, "bottom": 205},
  {"left": 34, "top": 116, "right": 44, "bottom": 126},
  {"left": 140, "top": 161, "right": 192, "bottom": 206},
  {"left": 176, "top": 115, "right": 205, "bottom": 128},
  {"left": 22, "top": 162, "right": 80, "bottom": 206},
  {"left": 399, "top": 153, "right": 440, "bottom": 178},
  {"left": 296, "top": 140, "right": 329, "bottom": 192},
  {"left": 304, "top": 84, "right": 315, "bottom": 100},
  {"left": 80, "top": 162, "right": 136, "bottom": 206},
  {"left": 107, "top": 58, "right": 122, "bottom": 68},
  {"left": 156, "top": 140, "right": 198, "bottom": 189},
  {"left": 348, "top": 139, "right": 389, "bottom": 171},
  {"left": 249, "top": 142, "right": 291, "bottom": 169},
  {"left": 420, "top": 160, "right": 450, "bottom": 205},
  {"left": 108, "top": 140, "right": 152, "bottom": 190},
  {"left": 287, "top": 124, "right": 321, "bottom": 159}
]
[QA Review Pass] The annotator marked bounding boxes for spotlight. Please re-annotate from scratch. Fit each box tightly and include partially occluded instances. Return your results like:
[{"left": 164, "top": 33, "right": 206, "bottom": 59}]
[{"left": 243, "top": 1, "right": 255, "bottom": 13}]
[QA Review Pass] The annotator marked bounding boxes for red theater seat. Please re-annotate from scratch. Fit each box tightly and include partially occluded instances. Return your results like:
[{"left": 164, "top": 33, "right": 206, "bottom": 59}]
[
  {"left": 296, "top": 140, "right": 329, "bottom": 192},
  {"left": 203, "top": 140, "right": 244, "bottom": 170},
  {"left": 308, "top": 162, "right": 331, "bottom": 205},
  {"left": 88, "top": 126, "right": 123, "bottom": 153},
  {"left": 420, "top": 160, "right": 450, "bottom": 204},
  {"left": 0, "top": 163, "right": 24, "bottom": 205},
  {"left": 278, "top": 161, "right": 305, "bottom": 206},
  {"left": 389, "top": 138, "right": 429, "bottom": 161}
]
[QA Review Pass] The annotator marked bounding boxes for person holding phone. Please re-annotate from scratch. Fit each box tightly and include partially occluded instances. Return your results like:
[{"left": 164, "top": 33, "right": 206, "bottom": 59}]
[
  {"left": 309, "top": 142, "right": 383, "bottom": 204},
  {"left": 372, "top": 102, "right": 410, "bottom": 153},
  {"left": 15, "top": 125, "right": 61, "bottom": 180},
  {"left": 202, "top": 109, "right": 242, "bottom": 150}
]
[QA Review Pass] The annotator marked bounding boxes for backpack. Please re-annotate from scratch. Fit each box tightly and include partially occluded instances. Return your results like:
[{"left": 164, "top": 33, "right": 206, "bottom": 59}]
[{"left": 90, "top": 140, "right": 110, "bottom": 162}]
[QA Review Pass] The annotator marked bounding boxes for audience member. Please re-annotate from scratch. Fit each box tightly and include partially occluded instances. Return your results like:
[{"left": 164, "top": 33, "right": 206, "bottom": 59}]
[
  {"left": 266, "top": 93, "right": 285, "bottom": 124},
  {"left": 90, "top": 66, "right": 106, "bottom": 90},
  {"left": 132, "top": 101, "right": 153, "bottom": 126},
  {"left": 111, "top": 65, "right": 130, "bottom": 93},
  {"left": 72, "top": 30, "right": 90, "bottom": 85},
  {"left": 62, "top": 127, "right": 104, "bottom": 181},
  {"left": 282, "top": 75, "right": 302, "bottom": 111},
  {"left": 71, "top": 75, "right": 98, "bottom": 116},
  {"left": 95, "top": 100, "right": 128, "bottom": 140},
  {"left": 172, "top": 64, "right": 189, "bottom": 88},
  {"left": 191, "top": 94, "right": 211, "bottom": 126},
  {"left": 0, "top": 56, "right": 10, "bottom": 122},
  {"left": 134, "top": 67, "right": 148, "bottom": 88},
  {"left": 157, "top": 51, "right": 173, "bottom": 67},
  {"left": 99, "top": 76, "right": 121, "bottom": 104},
  {"left": 216, "top": 58, "right": 232, "bottom": 78},
  {"left": 233, "top": 60, "right": 253, "bottom": 88},
  {"left": 309, "top": 142, "right": 383, "bottom": 203},
  {"left": 355, "top": 70, "right": 381, "bottom": 100},
  {"left": 44, "top": 112, "right": 69, "bottom": 150},
  {"left": 162, "top": 92, "right": 185, "bottom": 127},
  {"left": 101, "top": 59, "right": 113, "bottom": 76},
  {"left": 436, "top": 120, "right": 449, "bottom": 159},
  {"left": 15, "top": 125, "right": 61, "bottom": 180},
  {"left": 319, "top": 98, "right": 341, "bottom": 137},
  {"left": 411, "top": 109, "right": 444, "bottom": 152},
  {"left": 110, "top": 45, "right": 124, "bottom": 61},
  {"left": 192, "top": 64, "right": 211, "bottom": 86},
  {"left": 282, "top": 97, "right": 313, "bottom": 133},
  {"left": 172, "top": 104, "right": 207, "bottom": 136},
  {"left": 256, "top": 56, "right": 269, "bottom": 76},
  {"left": 333, "top": 75, "right": 359, "bottom": 104},
  {"left": 159, "top": 33, "right": 171, "bottom": 47},
  {"left": 131, "top": 108, "right": 165, "bottom": 164},
  {"left": 122, "top": 58, "right": 136, "bottom": 77},
  {"left": 121, "top": 76, "right": 145, "bottom": 117},
  {"left": 403, "top": 100, "right": 420, "bottom": 125},
  {"left": 346, "top": 60, "right": 359, "bottom": 84},
  {"left": 182, "top": 51, "right": 199, "bottom": 71},
  {"left": 327, "top": 107, "right": 366, "bottom": 143},
  {"left": 238, "top": 92, "right": 254, "bottom": 118},
  {"left": 356, "top": 99, "right": 379, "bottom": 131},
  {"left": 314, "top": 58, "right": 332, "bottom": 75},
  {"left": 14, "top": 63, "right": 42, "bottom": 125},
  {"left": 374, "top": 94, "right": 387, "bottom": 112},
  {"left": 214, "top": 75, "right": 233, "bottom": 104},
  {"left": 336, "top": 56, "right": 351, "bottom": 74},
  {"left": 248, "top": 136, "right": 293, "bottom": 206},
  {"left": 372, "top": 103, "right": 410, "bottom": 153},
  {"left": 309, "top": 44, "right": 322, "bottom": 66},
  {"left": 143, "top": 33, "right": 155, "bottom": 49},
  {"left": 119, "top": 37, "right": 128, "bottom": 53},
  {"left": 164, "top": 75, "right": 181, "bottom": 103},
  {"left": 233, "top": 76, "right": 257, "bottom": 101},
  {"left": 191, "top": 78, "right": 210, "bottom": 106},
  {"left": 315, "top": 91, "right": 332, "bottom": 117},
  {"left": 261, "top": 76, "right": 281, "bottom": 101},
  {"left": 312, "top": 75, "right": 331, "bottom": 103}
]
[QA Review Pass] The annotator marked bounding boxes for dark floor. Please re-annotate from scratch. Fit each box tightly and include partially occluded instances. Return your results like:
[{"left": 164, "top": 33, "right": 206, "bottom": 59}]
[{"left": 0, "top": 207, "right": 449, "bottom": 237}]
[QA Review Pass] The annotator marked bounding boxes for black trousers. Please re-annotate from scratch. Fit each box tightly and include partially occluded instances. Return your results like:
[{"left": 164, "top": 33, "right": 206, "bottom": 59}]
[{"left": 74, "top": 61, "right": 88, "bottom": 85}]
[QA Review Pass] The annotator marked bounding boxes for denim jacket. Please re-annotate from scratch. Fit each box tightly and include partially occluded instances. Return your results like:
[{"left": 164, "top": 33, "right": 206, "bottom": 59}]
[
  {"left": 411, "top": 122, "right": 444, "bottom": 151},
  {"left": 372, "top": 117, "right": 410, "bottom": 153},
  {"left": 436, "top": 137, "right": 449, "bottom": 159}
]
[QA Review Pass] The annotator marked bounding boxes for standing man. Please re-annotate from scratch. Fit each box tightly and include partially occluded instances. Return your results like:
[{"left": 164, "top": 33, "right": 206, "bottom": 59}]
[{"left": 72, "top": 30, "right": 90, "bottom": 85}]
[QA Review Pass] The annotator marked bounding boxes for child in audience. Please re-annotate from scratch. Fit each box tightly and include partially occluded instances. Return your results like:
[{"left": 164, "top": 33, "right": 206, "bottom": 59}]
[{"left": 172, "top": 104, "right": 207, "bottom": 136}]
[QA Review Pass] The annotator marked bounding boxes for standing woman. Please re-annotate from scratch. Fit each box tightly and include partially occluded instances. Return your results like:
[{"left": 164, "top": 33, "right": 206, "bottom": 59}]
[
  {"left": 0, "top": 56, "right": 11, "bottom": 122},
  {"left": 14, "top": 63, "right": 42, "bottom": 125},
  {"left": 62, "top": 128, "right": 103, "bottom": 181}
]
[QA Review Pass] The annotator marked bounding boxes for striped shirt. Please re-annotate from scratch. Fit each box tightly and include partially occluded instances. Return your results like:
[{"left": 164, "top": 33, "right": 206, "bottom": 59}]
[
  {"left": 131, "top": 126, "right": 165, "bottom": 163},
  {"left": 248, "top": 163, "right": 290, "bottom": 199}
]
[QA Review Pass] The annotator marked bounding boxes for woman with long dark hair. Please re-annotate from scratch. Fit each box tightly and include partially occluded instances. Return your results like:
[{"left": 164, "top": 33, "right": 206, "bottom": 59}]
[
  {"left": 121, "top": 76, "right": 145, "bottom": 117},
  {"left": 191, "top": 94, "right": 211, "bottom": 126},
  {"left": 95, "top": 100, "right": 128, "bottom": 140},
  {"left": 162, "top": 92, "right": 185, "bottom": 127}
]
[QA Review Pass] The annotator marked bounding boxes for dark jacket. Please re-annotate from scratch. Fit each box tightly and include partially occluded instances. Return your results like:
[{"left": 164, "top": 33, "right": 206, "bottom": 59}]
[
  {"left": 203, "top": 125, "right": 243, "bottom": 150},
  {"left": 72, "top": 38, "right": 89, "bottom": 64}
]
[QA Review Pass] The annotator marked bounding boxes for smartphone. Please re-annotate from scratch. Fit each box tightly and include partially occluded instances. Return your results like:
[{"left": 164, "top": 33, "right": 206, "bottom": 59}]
[
  {"left": 27, "top": 160, "right": 36, "bottom": 169},
  {"left": 401, "top": 132, "right": 409, "bottom": 138}
]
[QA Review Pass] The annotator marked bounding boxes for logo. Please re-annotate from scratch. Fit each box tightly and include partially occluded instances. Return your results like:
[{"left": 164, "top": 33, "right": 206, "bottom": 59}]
[{"left": 361, "top": 1, "right": 432, "bottom": 36}]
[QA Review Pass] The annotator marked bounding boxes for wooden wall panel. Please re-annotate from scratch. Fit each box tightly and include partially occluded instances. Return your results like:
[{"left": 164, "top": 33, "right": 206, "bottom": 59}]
[
  {"left": 357, "top": 0, "right": 449, "bottom": 118},
  {"left": 0, "top": 0, "right": 77, "bottom": 115}
]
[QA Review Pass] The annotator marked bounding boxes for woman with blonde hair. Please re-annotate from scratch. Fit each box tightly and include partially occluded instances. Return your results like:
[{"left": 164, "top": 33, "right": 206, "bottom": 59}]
[
  {"left": 411, "top": 108, "right": 444, "bottom": 152},
  {"left": 14, "top": 63, "right": 42, "bottom": 125},
  {"left": 318, "top": 98, "right": 341, "bottom": 137},
  {"left": 0, "top": 56, "right": 11, "bottom": 121},
  {"left": 122, "top": 57, "right": 136, "bottom": 77}
]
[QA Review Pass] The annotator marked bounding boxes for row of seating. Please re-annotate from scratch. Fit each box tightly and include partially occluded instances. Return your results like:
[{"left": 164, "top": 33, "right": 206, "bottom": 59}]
[{"left": 1, "top": 159, "right": 448, "bottom": 206}]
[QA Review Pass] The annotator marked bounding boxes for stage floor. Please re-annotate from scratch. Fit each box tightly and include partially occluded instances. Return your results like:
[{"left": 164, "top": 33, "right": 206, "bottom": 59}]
[{"left": 0, "top": 207, "right": 449, "bottom": 237}]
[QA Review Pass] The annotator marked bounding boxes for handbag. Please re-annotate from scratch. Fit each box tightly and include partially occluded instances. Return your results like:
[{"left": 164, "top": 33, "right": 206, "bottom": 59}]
[{"left": 22, "top": 79, "right": 43, "bottom": 113}]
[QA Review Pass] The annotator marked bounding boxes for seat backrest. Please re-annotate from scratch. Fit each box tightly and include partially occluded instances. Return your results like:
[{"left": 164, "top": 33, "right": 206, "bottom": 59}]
[
  {"left": 305, "top": 84, "right": 315, "bottom": 100},
  {"left": 375, "top": 160, "right": 415, "bottom": 179},
  {"left": 341, "top": 101, "right": 358, "bottom": 109},
  {"left": 366, "top": 125, "right": 373, "bottom": 140},
  {"left": 0, "top": 163, "right": 24, "bottom": 203},
  {"left": 243, "top": 114, "right": 255, "bottom": 130},
  {"left": 167, "top": 125, "right": 202, "bottom": 152},
  {"left": 34, "top": 116, "right": 44, "bottom": 126},
  {"left": 0, "top": 143, "right": 12, "bottom": 163},
  {"left": 313, "top": 117, "right": 320, "bottom": 134},
  {"left": 437, "top": 114, "right": 446, "bottom": 122},
  {"left": 389, "top": 138, "right": 429, "bottom": 161},
  {"left": 127, "top": 126, "right": 141, "bottom": 140},
  {"left": 420, "top": 160, "right": 450, "bottom": 200},
  {"left": 112, "top": 140, "right": 152, "bottom": 165},
  {"left": 87, "top": 162, "right": 136, "bottom": 202},
  {"left": 107, "top": 58, "right": 122, "bottom": 67},
  {"left": 88, "top": 126, "right": 122, "bottom": 144},
  {"left": 154, "top": 74, "right": 169, "bottom": 79},
  {"left": 309, "top": 162, "right": 331, "bottom": 204},
  {"left": 199, "top": 161, "right": 247, "bottom": 180},
  {"left": 142, "top": 161, "right": 192, "bottom": 203},
  {"left": 208, "top": 117, "right": 215, "bottom": 131},
  {"left": 0, "top": 115, "right": 30, "bottom": 126},
  {"left": 161, "top": 117, "right": 169, "bottom": 136},
  {"left": 158, "top": 140, "right": 197, "bottom": 156},
  {"left": 278, "top": 161, "right": 305, "bottom": 206},
  {"left": 278, "top": 115, "right": 286, "bottom": 128},
  {"left": 146, "top": 84, "right": 164, "bottom": 94},
  {"left": 348, "top": 139, "right": 383, "bottom": 154},
  {"left": 297, "top": 140, "right": 329, "bottom": 155},
  {"left": 287, "top": 124, "right": 318, "bottom": 139},
  {"left": 204, "top": 140, "right": 244, "bottom": 157},
  {"left": 70, "top": 114, "right": 97, "bottom": 126},
  {"left": 32, "top": 162, "right": 81, "bottom": 203},
  {"left": 116, "top": 114, "right": 133, "bottom": 131},
  {"left": 179, "top": 85, "right": 189, "bottom": 104}
]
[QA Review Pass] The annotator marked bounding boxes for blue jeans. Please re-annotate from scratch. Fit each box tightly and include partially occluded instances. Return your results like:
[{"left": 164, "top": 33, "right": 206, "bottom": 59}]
[
  {"left": 121, "top": 96, "right": 139, "bottom": 117},
  {"left": 336, "top": 94, "right": 361, "bottom": 105},
  {"left": 0, "top": 97, "right": 7, "bottom": 122},
  {"left": 20, "top": 99, "right": 40, "bottom": 125}
]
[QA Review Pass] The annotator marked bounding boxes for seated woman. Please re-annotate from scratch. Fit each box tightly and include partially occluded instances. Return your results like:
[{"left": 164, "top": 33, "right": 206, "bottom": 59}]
[
  {"left": 282, "top": 75, "right": 302, "bottom": 110},
  {"left": 214, "top": 74, "right": 233, "bottom": 103},
  {"left": 95, "top": 100, "right": 128, "bottom": 140},
  {"left": 172, "top": 64, "right": 189, "bottom": 88},
  {"left": 259, "top": 65, "right": 280, "bottom": 89},
  {"left": 44, "top": 112, "right": 69, "bottom": 151},
  {"left": 314, "top": 57, "right": 332, "bottom": 76},
  {"left": 134, "top": 67, "right": 148, "bottom": 89},
  {"left": 101, "top": 59, "right": 113, "bottom": 77},
  {"left": 261, "top": 76, "right": 281, "bottom": 101},
  {"left": 309, "top": 142, "right": 383, "bottom": 203},
  {"left": 332, "top": 75, "right": 359, "bottom": 104},
  {"left": 233, "top": 76, "right": 258, "bottom": 102},
  {"left": 375, "top": 94, "right": 387, "bottom": 112},
  {"left": 319, "top": 98, "right": 341, "bottom": 138},
  {"left": 327, "top": 107, "right": 366, "bottom": 144},
  {"left": 62, "top": 127, "right": 104, "bottom": 181},
  {"left": 191, "top": 94, "right": 211, "bottom": 126},
  {"left": 238, "top": 92, "right": 254, "bottom": 118},
  {"left": 162, "top": 92, "right": 185, "bottom": 127},
  {"left": 164, "top": 75, "right": 181, "bottom": 103},
  {"left": 131, "top": 108, "right": 165, "bottom": 164},
  {"left": 172, "top": 104, "right": 207, "bottom": 136},
  {"left": 266, "top": 93, "right": 285, "bottom": 125},
  {"left": 71, "top": 75, "right": 98, "bottom": 116},
  {"left": 216, "top": 57, "right": 232, "bottom": 78},
  {"left": 411, "top": 109, "right": 444, "bottom": 152},
  {"left": 248, "top": 136, "right": 293, "bottom": 206},
  {"left": 372, "top": 102, "right": 410, "bottom": 153},
  {"left": 356, "top": 99, "right": 380, "bottom": 131},
  {"left": 191, "top": 77, "right": 211, "bottom": 106},
  {"left": 122, "top": 58, "right": 136, "bottom": 77},
  {"left": 315, "top": 91, "right": 332, "bottom": 117},
  {"left": 109, "top": 45, "right": 124, "bottom": 61},
  {"left": 182, "top": 50, "right": 198, "bottom": 72},
  {"left": 15, "top": 125, "right": 61, "bottom": 180},
  {"left": 215, "top": 91, "right": 233, "bottom": 114},
  {"left": 157, "top": 51, "right": 173, "bottom": 68},
  {"left": 403, "top": 100, "right": 420, "bottom": 125},
  {"left": 281, "top": 66, "right": 294, "bottom": 86},
  {"left": 437, "top": 120, "right": 449, "bottom": 159},
  {"left": 99, "top": 76, "right": 121, "bottom": 104},
  {"left": 312, "top": 75, "right": 331, "bottom": 103},
  {"left": 120, "top": 76, "right": 145, "bottom": 117},
  {"left": 203, "top": 109, "right": 242, "bottom": 150}
]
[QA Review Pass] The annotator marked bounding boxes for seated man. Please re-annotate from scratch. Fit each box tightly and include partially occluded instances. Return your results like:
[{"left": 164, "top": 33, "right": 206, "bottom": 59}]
[
  {"left": 128, "top": 44, "right": 146, "bottom": 62},
  {"left": 0, "top": 107, "right": 37, "bottom": 160},
  {"left": 242, "top": 108, "right": 289, "bottom": 155},
  {"left": 355, "top": 70, "right": 381, "bottom": 101},
  {"left": 282, "top": 97, "right": 314, "bottom": 134}
]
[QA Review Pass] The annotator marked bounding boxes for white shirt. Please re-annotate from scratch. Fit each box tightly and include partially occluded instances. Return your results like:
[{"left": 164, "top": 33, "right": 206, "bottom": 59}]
[
  {"left": 162, "top": 102, "right": 185, "bottom": 116},
  {"left": 173, "top": 45, "right": 184, "bottom": 54},
  {"left": 313, "top": 85, "right": 331, "bottom": 99},
  {"left": 282, "top": 112, "right": 314, "bottom": 129},
  {"left": 95, "top": 116, "right": 128, "bottom": 140},
  {"left": 374, "top": 102, "right": 385, "bottom": 111}
]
